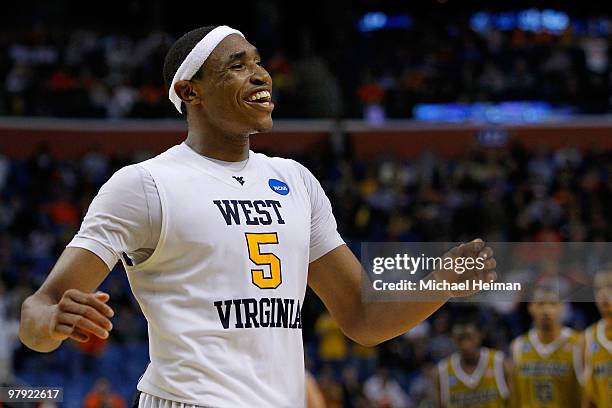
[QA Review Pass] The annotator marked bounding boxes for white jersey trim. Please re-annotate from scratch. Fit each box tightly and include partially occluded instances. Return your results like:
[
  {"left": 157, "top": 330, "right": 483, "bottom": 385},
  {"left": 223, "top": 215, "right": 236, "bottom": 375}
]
[
  {"left": 450, "top": 348, "right": 489, "bottom": 389},
  {"left": 511, "top": 337, "right": 523, "bottom": 364},
  {"left": 493, "top": 351, "right": 509, "bottom": 399},
  {"left": 573, "top": 338, "right": 585, "bottom": 385},
  {"left": 139, "top": 392, "right": 211, "bottom": 408},
  {"left": 528, "top": 328, "right": 572, "bottom": 358},
  {"left": 596, "top": 319, "right": 612, "bottom": 353},
  {"left": 584, "top": 325, "right": 594, "bottom": 380}
]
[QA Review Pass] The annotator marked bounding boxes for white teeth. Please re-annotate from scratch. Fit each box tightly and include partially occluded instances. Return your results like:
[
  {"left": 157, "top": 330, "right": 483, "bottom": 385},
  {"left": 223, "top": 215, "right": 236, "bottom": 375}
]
[{"left": 247, "top": 90, "right": 271, "bottom": 102}]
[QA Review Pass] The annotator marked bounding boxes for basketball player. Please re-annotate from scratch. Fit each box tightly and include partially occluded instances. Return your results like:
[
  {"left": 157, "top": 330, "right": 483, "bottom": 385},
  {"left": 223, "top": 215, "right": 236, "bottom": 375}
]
[
  {"left": 435, "top": 318, "right": 510, "bottom": 408},
  {"left": 510, "top": 285, "right": 582, "bottom": 408},
  {"left": 582, "top": 266, "right": 612, "bottom": 408},
  {"left": 18, "top": 26, "right": 497, "bottom": 407}
]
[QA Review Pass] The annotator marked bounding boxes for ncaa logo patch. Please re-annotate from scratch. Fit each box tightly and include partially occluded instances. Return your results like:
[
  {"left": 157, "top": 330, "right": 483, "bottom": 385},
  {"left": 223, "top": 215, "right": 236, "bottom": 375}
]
[{"left": 269, "top": 178, "right": 289, "bottom": 195}]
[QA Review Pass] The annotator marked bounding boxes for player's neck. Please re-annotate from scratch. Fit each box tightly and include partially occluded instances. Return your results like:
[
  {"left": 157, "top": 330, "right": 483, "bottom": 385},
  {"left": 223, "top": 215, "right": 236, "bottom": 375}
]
[
  {"left": 460, "top": 352, "right": 480, "bottom": 372},
  {"left": 536, "top": 325, "right": 561, "bottom": 344},
  {"left": 185, "top": 130, "right": 250, "bottom": 162}
]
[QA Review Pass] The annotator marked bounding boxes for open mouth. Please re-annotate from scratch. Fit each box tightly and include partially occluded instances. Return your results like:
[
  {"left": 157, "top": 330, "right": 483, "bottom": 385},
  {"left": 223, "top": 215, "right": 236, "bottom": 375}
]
[{"left": 244, "top": 90, "right": 274, "bottom": 111}]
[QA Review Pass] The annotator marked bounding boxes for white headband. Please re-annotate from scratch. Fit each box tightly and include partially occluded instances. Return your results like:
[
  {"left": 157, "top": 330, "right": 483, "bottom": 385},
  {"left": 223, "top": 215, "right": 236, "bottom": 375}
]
[{"left": 169, "top": 25, "right": 244, "bottom": 113}]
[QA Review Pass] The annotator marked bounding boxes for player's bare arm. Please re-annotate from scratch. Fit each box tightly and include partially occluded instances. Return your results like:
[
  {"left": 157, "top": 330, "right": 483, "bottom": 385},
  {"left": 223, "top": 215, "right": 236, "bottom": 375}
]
[
  {"left": 305, "top": 371, "right": 326, "bottom": 408},
  {"left": 19, "top": 247, "right": 114, "bottom": 352},
  {"left": 308, "top": 238, "right": 496, "bottom": 346}
]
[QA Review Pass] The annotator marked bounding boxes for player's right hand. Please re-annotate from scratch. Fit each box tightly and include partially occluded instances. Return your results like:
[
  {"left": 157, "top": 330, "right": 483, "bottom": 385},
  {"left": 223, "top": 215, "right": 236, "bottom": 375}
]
[{"left": 48, "top": 289, "right": 114, "bottom": 343}]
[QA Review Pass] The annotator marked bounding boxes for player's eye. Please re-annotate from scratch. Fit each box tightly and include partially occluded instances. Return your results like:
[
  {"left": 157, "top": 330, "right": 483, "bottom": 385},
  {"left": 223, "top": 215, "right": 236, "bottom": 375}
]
[{"left": 230, "top": 63, "right": 245, "bottom": 70}]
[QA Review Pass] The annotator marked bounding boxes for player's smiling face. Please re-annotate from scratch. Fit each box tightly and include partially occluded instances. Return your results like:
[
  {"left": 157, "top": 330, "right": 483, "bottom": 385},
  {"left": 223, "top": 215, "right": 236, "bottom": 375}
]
[{"left": 196, "top": 34, "right": 274, "bottom": 134}]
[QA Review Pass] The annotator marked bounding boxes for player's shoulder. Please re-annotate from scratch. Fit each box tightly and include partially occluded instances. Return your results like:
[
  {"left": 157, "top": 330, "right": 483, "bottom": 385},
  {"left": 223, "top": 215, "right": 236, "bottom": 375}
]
[
  {"left": 437, "top": 355, "right": 451, "bottom": 371},
  {"left": 510, "top": 335, "right": 528, "bottom": 363},
  {"left": 585, "top": 320, "right": 600, "bottom": 332},
  {"left": 136, "top": 144, "right": 184, "bottom": 168},
  {"left": 563, "top": 326, "right": 581, "bottom": 343},
  {"left": 103, "top": 163, "right": 148, "bottom": 191},
  {"left": 582, "top": 321, "right": 599, "bottom": 344},
  {"left": 488, "top": 348, "right": 511, "bottom": 369},
  {"left": 88, "top": 164, "right": 153, "bottom": 210},
  {"left": 486, "top": 346, "right": 504, "bottom": 357},
  {"left": 510, "top": 333, "right": 528, "bottom": 353}
]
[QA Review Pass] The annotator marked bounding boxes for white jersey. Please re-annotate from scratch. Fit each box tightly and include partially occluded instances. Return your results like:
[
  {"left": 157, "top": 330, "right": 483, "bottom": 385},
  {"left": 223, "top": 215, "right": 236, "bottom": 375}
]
[{"left": 69, "top": 142, "right": 344, "bottom": 407}]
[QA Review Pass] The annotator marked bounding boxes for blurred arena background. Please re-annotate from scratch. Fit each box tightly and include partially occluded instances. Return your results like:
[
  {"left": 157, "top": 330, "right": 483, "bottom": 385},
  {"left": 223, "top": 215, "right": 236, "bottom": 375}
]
[{"left": 0, "top": 1, "right": 611, "bottom": 407}]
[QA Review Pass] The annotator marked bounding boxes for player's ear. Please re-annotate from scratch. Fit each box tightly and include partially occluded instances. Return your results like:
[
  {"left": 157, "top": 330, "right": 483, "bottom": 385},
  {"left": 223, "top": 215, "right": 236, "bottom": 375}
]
[{"left": 174, "top": 80, "right": 202, "bottom": 106}]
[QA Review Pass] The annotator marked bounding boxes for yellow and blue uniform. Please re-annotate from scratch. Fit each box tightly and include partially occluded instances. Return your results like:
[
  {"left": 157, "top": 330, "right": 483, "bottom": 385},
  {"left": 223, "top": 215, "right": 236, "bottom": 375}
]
[
  {"left": 438, "top": 347, "right": 509, "bottom": 407},
  {"left": 510, "top": 328, "right": 582, "bottom": 408},
  {"left": 584, "top": 320, "right": 612, "bottom": 408}
]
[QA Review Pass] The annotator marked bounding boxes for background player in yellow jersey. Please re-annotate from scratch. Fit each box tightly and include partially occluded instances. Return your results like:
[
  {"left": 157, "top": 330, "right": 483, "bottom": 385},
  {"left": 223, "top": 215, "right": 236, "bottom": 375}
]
[
  {"left": 510, "top": 285, "right": 582, "bottom": 408},
  {"left": 435, "top": 317, "right": 511, "bottom": 408},
  {"left": 582, "top": 266, "right": 612, "bottom": 408}
]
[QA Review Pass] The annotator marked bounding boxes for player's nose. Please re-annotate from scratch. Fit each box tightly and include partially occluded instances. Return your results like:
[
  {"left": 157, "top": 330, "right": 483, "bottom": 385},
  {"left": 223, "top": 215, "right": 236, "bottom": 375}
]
[{"left": 250, "top": 65, "right": 272, "bottom": 87}]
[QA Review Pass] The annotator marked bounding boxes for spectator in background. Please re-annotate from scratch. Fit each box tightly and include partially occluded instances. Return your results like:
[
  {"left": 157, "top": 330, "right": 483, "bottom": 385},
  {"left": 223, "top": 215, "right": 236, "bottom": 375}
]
[
  {"left": 356, "top": 72, "right": 386, "bottom": 125},
  {"left": 351, "top": 340, "right": 378, "bottom": 380},
  {"left": 44, "top": 188, "right": 80, "bottom": 230},
  {"left": 363, "top": 367, "right": 412, "bottom": 408},
  {"left": 318, "top": 365, "right": 344, "bottom": 408},
  {"left": 408, "top": 361, "right": 437, "bottom": 408},
  {"left": 0, "top": 281, "right": 20, "bottom": 384},
  {"left": 83, "top": 378, "right": 126, "bottom": 408},
  {"left": 2, "top": 12, "right": 612, "bottom": 119},
  {"left": 68, "top": 318, "right": 108, "bottom": 380},
  {"left": 265, "top": 50, "right": 296, "bottom": 117},
  {"left": 316, "top": 311, "right": 349, "bottom": 371},
  {"left": 81, "top": 146, "right": 110, "bottom": 186},
  {"left": 0, "top": 150, "right": 10, "bottom": 193},
  {"left": 340, "top": 365, "right": 367, "bottom": 408},
  {"left": 427, "top": 310, "right": 454, "bottom": 363}
]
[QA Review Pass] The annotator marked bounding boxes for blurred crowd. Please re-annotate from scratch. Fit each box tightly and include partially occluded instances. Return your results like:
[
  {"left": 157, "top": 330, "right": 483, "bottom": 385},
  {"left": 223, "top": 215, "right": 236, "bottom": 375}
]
[
  {"left": 0, "top": 139, "right": 609, "bottom": 406},
  {"left": 354, "top": 24, "right": 612, "bottom": 119},
  {"left": 1, "top": 10, "right": 611, "bottom": 119},
  {"left": 321, "top": 143, "right": 610, "bottom": 244}
]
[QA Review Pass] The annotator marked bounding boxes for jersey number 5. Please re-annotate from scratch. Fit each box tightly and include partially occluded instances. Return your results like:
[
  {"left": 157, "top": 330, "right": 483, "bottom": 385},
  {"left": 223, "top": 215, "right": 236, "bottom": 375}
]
[{"left": 245, "top": 233, "right": 282, "bottom": 289}]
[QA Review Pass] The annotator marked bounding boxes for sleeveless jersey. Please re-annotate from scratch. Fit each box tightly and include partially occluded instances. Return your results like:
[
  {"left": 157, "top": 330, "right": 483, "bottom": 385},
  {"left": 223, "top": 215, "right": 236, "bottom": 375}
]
[
  {"left": 438, "top": 348, "right": 509, "bottom": 408},
  {"left": 510, "top": 328, "right": 582, "bottom": 408},
  {"left": 584, "top": 320, "right": 612, "bottom": 408},
  {"left": 123, "top": 143, "right": 343, "bottom": 407}
]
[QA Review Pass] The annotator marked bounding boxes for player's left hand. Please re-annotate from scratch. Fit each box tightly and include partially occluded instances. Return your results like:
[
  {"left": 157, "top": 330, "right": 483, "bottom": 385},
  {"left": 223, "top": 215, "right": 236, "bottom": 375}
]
[{"left": 433, "top": 238, "right": 497, "bottom": 298}]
